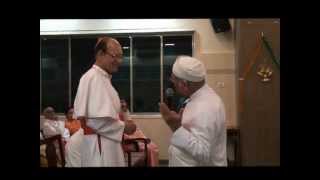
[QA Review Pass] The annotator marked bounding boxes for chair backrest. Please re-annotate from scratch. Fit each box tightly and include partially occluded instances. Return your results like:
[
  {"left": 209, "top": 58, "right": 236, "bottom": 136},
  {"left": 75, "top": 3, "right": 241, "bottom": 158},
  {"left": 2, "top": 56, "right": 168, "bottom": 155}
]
[
  {"left": 122, "top": 138, "right": 151, "bottom": 167},
  {"left": 40, "top": 134, "right": 65, "bottom": 167}
]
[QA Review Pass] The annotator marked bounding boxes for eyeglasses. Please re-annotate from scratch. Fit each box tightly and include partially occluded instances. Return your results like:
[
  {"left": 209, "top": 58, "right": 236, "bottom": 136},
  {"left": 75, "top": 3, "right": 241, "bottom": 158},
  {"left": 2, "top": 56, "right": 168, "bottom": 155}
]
[{"left": 105, "top": 51, "right": 123, "bottom": 61}]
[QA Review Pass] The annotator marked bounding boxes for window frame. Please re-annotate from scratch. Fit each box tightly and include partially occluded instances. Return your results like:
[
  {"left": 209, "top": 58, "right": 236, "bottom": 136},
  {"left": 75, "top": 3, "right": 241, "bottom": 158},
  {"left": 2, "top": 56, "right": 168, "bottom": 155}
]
[{"left": 40, "top": 31, "right": 195, "bottom": 117}]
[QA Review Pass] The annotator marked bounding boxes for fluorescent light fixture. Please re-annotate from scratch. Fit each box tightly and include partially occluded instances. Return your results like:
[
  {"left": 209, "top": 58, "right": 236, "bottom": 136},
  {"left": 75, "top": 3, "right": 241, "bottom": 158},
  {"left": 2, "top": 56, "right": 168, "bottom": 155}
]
[
  {"left": 164, "top": 43, "right": 175, "bottom": 47},
  {"left": 122, "top": 46, "right": 129, "bottom": 49}
]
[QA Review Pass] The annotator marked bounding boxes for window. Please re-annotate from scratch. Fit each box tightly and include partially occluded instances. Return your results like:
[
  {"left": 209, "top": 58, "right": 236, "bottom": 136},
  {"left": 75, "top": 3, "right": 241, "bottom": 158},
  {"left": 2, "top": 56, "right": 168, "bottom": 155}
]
[
  {"left": 40, "top": 34, "right": 193, "bottom": 114},
  {"left": 163, "top": 36, "right": 193, "bottom": 112},
  {"left": 40, "top": 37, "right": 69, "bottom": 113},
  {"left": 111, "top": 37, "right": 131, "bottom": 110},
  {"left": 132, "top": 36, "right": 161, "bottom": 113},
  {"left": 71, "top": 37, "right": 97, "bottom": 105}
]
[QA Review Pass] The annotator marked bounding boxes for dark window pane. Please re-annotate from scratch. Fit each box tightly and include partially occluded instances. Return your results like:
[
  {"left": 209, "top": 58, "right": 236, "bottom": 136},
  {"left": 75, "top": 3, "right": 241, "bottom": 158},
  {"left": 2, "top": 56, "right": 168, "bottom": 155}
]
[
  {"left": 41, "top": 38, "right": 69, "bottom": 113},
  {"left": 111, "top": 37, "right": 131, "bottom": 110},
  {"left": 132, "top": 36, "right": 160, "bottom": 112},
  {"left": 163, "top": 36, "right": 193, "bottom": 112},
  {"left": 40, "top": 38, "right": 42, "bottom": 113},
  {"left": 71, "top": 37, "right": 97, "bottom": 105}
]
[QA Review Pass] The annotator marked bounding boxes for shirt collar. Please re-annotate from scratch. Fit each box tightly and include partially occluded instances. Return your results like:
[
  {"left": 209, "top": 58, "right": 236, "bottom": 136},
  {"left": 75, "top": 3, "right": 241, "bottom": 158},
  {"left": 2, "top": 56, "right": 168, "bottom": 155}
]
[
  {"left": 92, "top": 65, "right": 112, "bottom": 79},
  {"left": 189, "top": 84, "right": 208, "bottom": 101}
]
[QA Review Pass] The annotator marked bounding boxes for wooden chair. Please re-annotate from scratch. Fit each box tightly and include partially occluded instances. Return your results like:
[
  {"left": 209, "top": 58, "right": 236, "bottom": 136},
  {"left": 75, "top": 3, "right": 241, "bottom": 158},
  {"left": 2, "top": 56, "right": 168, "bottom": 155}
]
[
  {"left": 122, "top": 138, "right": 151, "bottom": 167},
  {"left": 227, "top": 128, "right": 241, "bottom": 166},
  {"left": 40, "top": 132, "right": 65, "bottom": 167}
]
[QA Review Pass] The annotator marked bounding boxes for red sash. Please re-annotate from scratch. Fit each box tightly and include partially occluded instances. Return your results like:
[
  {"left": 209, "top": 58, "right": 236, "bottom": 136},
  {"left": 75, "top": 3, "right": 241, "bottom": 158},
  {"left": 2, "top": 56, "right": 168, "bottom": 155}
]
[{"left": 81, "top": 119, "right": 102, "bottom": 155}]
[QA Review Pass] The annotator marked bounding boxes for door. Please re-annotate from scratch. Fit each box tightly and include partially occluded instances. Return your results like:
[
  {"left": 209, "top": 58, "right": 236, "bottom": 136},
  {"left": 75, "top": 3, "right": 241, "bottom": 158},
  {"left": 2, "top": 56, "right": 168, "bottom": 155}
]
[{"left": 236, "top": 19, "right": 280, "bottom": 166}]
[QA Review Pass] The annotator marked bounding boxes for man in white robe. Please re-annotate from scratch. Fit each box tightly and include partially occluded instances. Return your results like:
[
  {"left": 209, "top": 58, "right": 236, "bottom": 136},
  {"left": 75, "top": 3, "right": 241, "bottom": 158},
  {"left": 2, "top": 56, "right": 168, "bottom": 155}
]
[
  {"left": 159, "top": 56, "right": 227, "bottom": 166},
  {"left": 73, "top": 37, "right": 136, "bottom": 167},
  {"left": 65, "top": 128, "right": 83, "bottom": 167}
]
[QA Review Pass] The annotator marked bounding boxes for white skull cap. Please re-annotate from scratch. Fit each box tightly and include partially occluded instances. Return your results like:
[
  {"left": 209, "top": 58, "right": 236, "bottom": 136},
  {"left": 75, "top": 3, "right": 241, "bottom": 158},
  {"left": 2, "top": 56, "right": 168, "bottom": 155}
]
[{"left": 172, "top": 56, "right": 206, "bottom": 82}]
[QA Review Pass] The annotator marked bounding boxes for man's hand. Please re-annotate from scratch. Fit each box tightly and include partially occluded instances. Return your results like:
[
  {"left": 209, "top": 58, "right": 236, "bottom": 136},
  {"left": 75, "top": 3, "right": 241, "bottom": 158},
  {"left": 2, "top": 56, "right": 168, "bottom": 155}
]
[
  {"left": 78, "top": 117, "right": 86, "bottom": 128},
  {"left": 159, "top": 102, "right": 184, "bottom": 132}
]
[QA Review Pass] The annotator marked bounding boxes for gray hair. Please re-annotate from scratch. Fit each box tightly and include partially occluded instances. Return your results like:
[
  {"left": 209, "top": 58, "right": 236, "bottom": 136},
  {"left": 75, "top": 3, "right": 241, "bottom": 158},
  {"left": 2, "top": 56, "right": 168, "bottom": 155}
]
[{"left": 43, "top": 106, "right": 55, "bottom": 116}]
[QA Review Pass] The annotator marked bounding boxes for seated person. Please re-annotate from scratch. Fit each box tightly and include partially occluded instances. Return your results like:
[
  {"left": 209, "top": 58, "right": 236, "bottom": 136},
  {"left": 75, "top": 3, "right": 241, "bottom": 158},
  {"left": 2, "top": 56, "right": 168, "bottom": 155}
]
[
  {"left": 42, "top": 106, "right": 70, "bottom": 142},
  {"left": 64, "top": 107, "right": 81, "bottom": 136},
  {"left": 119, "top": 99, "right": 159, "bottom": 166},
  {"left": 42, "top": 106, "right": 70, "bottom": 167}
]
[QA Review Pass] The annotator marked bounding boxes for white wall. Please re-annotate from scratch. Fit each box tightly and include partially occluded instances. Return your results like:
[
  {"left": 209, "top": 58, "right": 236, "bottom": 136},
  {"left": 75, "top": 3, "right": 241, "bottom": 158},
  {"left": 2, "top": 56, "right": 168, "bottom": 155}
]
[{"left": 40, "top": 19, "right": 237, "bottom": 160}]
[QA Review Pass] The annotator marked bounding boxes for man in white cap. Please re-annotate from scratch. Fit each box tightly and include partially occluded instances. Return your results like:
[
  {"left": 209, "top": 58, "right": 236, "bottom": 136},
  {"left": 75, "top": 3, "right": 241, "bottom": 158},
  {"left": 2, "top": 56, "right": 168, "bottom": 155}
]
[
  {"left": 159, "top": 55, "right": 227, "bottom": 166},
  {"left": 73, "top": 37, "right": 136, "bottom": 167}
]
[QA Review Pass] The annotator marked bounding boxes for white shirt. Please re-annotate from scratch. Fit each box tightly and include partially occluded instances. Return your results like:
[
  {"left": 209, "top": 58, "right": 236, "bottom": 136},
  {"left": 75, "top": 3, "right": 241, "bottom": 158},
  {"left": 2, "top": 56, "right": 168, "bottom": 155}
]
[
  {"left": 40, "top": 132, "right": 44, "bottom": 140},
  {"left": 42, "top": 119, "right": 70, "bottom": 141},
  {"left": 42, "top": 119, "right": 70, "bottom": 165},
  {"left": 74, "top": 65, "right": 125, "bottom": 167},
  {"left": 169, "top": 84, "right": 227, "bottom": 166}
]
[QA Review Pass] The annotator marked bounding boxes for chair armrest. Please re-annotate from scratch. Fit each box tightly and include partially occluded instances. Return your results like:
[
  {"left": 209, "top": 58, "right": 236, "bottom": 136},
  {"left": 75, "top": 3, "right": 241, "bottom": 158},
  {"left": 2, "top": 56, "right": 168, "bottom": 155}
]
[
  {"left": 40, "top": 134, "right": 65, "bottom": 167},
  {"left": 123, "top": 138, "right": 151, "bottom": 144},
  {"left": 122, "top": 138, "right": 151, "bottom": 166},
  {"left": 40, "top": 134, "right": 62, "bottom": 145},
  {"left": 122, "top": 138, "right": 151, "bottom": 152}
]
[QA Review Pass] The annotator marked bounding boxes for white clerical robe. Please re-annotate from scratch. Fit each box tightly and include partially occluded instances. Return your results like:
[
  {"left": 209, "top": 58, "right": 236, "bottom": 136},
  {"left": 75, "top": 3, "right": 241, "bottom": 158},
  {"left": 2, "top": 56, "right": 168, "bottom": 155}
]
[
  {"left": 65, "top": 128, "right": 83, "bottom": 167},
  {"left": 74, "top": 65, "right": 125, "bottom": 167},
  {"left": 168, "top": 84, "right": 227, "bottom": 166}
]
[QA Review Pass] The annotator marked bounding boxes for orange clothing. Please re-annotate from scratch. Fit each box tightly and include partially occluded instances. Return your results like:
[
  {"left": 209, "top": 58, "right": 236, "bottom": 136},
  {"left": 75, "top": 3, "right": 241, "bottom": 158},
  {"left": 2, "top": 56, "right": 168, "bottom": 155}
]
[
  {"left": 65, "top": 119, "right": 81, "bottom": 135},
  {"left": 123, "top": 129, "right": 159, "bottom": 166},
  {"left": 119, "top": 111, "right": 159, "bottom": 166}
]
